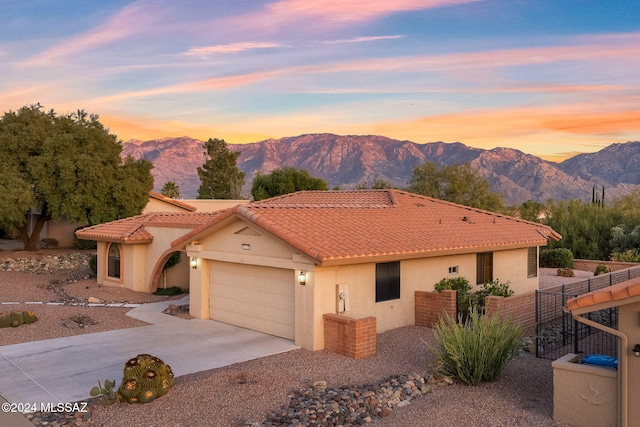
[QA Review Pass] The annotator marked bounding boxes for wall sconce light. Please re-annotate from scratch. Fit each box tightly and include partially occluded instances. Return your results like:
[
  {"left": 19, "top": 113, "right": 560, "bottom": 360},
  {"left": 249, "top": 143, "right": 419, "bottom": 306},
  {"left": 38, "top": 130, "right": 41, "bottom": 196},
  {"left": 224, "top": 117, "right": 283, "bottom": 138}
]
[
  {"left": 190, "top": 257, "right": 198, "bottom": 269},
  {"left": 633, "top": 344, "right": 640, "bottom": 357},
  {"left": 298, "top": 271, "right": 306, "bottom": 286}
]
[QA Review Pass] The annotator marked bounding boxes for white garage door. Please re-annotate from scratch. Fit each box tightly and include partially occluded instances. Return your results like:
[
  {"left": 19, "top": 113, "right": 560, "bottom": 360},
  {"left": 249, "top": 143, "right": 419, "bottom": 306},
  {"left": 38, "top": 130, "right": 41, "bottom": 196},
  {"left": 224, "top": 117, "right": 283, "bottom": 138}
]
[{"left": 209, "top": 261, "right": 295, "bottom": 340}]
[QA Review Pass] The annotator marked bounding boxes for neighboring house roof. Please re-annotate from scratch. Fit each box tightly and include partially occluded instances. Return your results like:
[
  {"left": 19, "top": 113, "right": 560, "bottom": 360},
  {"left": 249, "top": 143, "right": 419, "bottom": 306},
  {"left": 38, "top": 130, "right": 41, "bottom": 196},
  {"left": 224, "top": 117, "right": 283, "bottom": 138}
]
[
  {"left": 148, "top": 191, "right": 197, "bottom": 212},
  {"left": 566, "top": 276, "right": 640, "bottom": 314},
  {"left": 76, "top": 212, "right": 221, "bottom": 244},
  {"left": 173, "top": 190, "right": 561, "bottom": 266}
]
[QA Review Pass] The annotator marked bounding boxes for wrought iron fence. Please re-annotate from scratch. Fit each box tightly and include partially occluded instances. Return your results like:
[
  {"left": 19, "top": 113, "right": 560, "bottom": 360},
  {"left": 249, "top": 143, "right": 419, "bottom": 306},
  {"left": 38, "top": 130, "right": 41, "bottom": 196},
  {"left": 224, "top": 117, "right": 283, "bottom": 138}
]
[{"left": 535, "top": 266, "right": 640, "bottom": 360}]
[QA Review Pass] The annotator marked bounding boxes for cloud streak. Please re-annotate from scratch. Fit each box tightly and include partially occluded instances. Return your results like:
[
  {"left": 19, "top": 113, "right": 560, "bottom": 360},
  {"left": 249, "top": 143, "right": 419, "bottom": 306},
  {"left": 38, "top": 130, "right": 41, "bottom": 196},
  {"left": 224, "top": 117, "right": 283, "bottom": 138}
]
[
  {"left": 23, "top": 1, "right": 162, "bottom": 66},
  {"left": 261, "top": 0, "right": 482, "bottom": 24},
  {"left": 322, "top": 35, "right": 403, "bottom": 44},
  {"left": 185, "top": 42, "right": 282, "bottom": 57}
]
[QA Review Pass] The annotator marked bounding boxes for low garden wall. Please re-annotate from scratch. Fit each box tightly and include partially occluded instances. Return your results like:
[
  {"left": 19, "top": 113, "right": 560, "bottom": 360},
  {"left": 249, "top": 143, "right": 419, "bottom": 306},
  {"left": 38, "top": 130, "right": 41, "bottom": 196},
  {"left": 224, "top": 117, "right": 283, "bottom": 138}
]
[
  {"left": 415, "top": 290, "right": 536, "bottom": 335},
  {"left": 485, "top": 291, "right": 536, "bottom": 335},
  {"left": 323, "top": 313, "right": 376, "bottom": 359},
  {"left": 573, "top": 259, "right": 639, "bottom": 273},
  {"left": 414, "top": 290, "right": 456, "bottom": 326}
]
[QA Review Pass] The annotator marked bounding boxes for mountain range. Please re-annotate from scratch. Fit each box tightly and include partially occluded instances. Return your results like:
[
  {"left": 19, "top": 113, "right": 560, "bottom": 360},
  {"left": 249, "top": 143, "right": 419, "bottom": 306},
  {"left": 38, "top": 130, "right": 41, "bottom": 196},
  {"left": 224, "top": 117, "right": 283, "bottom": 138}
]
[{"left": 121, "top": 134, "right": 640, "bottom": 204}]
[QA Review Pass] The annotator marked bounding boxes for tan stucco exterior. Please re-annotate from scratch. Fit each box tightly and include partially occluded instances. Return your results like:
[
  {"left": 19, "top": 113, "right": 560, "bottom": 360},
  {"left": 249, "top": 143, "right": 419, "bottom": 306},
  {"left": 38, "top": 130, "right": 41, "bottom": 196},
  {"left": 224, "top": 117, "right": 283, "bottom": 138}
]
[
  {"left": 182, "top": 199, "right": 249, "bottom": 212},
  {"left": 186, "top": 216, "right": 542, "bottom": 350},
  {"left": 619, "top": 300, "right": 640, "bottom": 426},
  {"left": 96, "top": 225, "right": 194, "bottom": 292},
  {"left": 553, "top": 353, "right": 618, "bottom": 427},
  {"left": 559, "top": 296, "right": 640, "bottom": 427}
]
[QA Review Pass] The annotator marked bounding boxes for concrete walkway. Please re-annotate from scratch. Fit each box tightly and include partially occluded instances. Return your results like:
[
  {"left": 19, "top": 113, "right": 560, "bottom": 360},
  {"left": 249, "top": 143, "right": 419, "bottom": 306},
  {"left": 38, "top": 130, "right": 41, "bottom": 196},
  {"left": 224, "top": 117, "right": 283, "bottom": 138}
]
[{"left": 0, "top": 296, "right": 298, "bottom": 415}]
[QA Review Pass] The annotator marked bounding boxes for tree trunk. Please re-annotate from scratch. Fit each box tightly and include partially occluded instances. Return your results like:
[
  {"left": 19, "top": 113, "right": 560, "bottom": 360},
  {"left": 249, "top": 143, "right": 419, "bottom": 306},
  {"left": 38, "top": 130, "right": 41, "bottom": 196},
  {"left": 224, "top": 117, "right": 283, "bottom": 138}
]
[{"left": 16, "top": 211, "right": 50, "bottom": 252}]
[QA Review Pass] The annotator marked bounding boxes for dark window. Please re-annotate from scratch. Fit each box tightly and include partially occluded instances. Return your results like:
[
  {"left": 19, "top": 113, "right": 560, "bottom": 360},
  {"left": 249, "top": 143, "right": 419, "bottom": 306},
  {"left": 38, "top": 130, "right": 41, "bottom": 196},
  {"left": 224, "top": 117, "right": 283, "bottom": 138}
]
[
  {"left": 376, "top": 261, "right": 400, "bottom": 302},
  {"left": 527, "top": 247, "right": 538, "bottom": 278},
  {"left": 107, "top": 243, "right": 121, "bottom": 278},
  {"left": 476, "top": 252, "right": 493, "bottom": 285}
]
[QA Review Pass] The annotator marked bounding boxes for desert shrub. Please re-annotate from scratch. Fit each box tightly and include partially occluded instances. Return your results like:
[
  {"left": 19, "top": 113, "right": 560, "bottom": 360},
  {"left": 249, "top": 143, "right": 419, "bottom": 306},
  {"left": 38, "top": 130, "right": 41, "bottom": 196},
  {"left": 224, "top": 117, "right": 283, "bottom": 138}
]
[
  {"left": 39, "top": 238, "right": 59, "bottom": 248},
  {"left": 73, "top": 226, "right": 97, "bottom": 250},
  {"left": 89, "top": 254, "right": 98, "bottom": 275},
  {"left": 474, "top": 279, "right": 514, "bottom": 308},
  {"left": 610, "top": 248, "right": 640, "bottom": 263},
  {"left": 429, "top": 307, "right": 523, "bottom": 386},
  {"left": 434, "top": 277, "right": 472, "bottom": 317},
  {"left": 594, "top": 264, "right": 611, "bottom": 276},
  {"left": 540, "top": 248, "right": 574, "bottom": 268},
  {"left": 153, "top": 286, "right": 187, "bottom": 296},
  {"left": 557, "top": 268, "right": 574, "bottom": 277}
]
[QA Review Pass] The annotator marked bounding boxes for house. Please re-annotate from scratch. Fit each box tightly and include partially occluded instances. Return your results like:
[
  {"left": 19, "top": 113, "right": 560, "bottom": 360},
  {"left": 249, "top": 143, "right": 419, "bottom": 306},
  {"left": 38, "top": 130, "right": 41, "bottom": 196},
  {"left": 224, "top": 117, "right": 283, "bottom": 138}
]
[
  {"left": 554, "top": 276, "right": 640, "bottom": 427},
  {"left": 76, "top": 193, "right": 249, "bottom": 292},
  {"left": 22, "top": 192, "right": 243, "bottom": 249},
  {"left": 154, "top": 189, "right": 558, "bottom": 351},
  {"left": 77, "top": 190, "right": 560, "bottom": 351}
]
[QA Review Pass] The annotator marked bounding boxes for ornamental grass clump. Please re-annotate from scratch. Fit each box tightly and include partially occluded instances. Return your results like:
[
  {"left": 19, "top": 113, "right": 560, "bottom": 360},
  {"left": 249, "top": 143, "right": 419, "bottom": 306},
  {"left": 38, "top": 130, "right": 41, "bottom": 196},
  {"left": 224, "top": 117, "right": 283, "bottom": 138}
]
[{"left": 429, "top": 307, "right": 523, "bottom": 386}]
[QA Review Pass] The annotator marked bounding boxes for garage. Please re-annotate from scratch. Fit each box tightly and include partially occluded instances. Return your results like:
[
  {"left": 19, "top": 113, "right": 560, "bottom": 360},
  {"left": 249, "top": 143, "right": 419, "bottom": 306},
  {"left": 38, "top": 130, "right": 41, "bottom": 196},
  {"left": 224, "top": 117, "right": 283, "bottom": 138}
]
[{"left": 209, "top": 261, "right": 295, "bottom": 340}]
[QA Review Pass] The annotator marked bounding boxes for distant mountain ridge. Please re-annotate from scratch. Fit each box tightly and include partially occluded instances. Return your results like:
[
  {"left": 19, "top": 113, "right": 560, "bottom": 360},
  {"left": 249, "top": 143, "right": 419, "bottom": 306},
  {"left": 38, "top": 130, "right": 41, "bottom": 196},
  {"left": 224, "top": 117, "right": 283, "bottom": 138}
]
[{"left": 121, "top": 134, "right": 640, "bottom": 204}]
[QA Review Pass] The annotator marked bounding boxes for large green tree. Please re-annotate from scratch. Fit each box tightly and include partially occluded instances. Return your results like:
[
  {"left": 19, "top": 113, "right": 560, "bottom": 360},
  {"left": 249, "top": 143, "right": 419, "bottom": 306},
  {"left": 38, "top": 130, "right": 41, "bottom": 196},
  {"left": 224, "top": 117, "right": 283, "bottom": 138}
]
[
  {"left": 545, "top": 199, "right": 622, "bottom": 260},
  {"left": 251, "top": 167, "right": 328, "bottom": 201},
  {"left": 0, "top": 105, "right": 153, "bottom": 251},
  {"left": 407, "top": 162, "right": 504, "bottom": 212},
  {"left": 197, "top": 138, "right": 245, "bottom": 199}
]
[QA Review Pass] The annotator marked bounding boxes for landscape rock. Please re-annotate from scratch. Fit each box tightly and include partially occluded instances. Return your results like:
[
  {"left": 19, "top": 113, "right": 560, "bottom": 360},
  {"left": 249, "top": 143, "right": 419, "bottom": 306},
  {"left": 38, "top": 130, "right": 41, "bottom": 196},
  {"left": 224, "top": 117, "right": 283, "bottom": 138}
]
[
  {"left": 262, "top": 373, "right": 452, "bottom": 426},
  {"left": 0, "top": 253, "right": 92, "bottom": 276}
]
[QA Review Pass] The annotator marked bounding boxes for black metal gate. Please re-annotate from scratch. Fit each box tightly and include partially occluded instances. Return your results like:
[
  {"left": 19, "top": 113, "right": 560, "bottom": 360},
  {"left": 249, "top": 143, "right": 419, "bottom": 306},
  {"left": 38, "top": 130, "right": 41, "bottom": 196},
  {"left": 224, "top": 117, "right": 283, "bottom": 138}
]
[{"left": 535, "top": 266, "right": 640, "bottom": 360}]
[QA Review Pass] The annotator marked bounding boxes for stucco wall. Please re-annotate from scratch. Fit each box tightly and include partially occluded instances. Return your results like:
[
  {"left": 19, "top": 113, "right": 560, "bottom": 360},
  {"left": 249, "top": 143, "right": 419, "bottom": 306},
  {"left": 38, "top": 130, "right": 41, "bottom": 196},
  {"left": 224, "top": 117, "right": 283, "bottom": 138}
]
[
  {"left": 492, "top": 247, "right": 539, "bottom": 294},
  {"left": 45, "top": 219, "right": 79, "bottom": 248},
  {"left": 182, "top": 199, "right": 249, "bottom": 212},
  {"left": 552, "top": 353, "right": 617, "bottom": 427},
  {"left": 619, "top": 300, "right": 640, "bottom": 426},
  {"left": 143, "top": 198, "right": 193, "bottom": 213},
  {"left": 313, "top": 248, "right": 538, "bottom": 341}
]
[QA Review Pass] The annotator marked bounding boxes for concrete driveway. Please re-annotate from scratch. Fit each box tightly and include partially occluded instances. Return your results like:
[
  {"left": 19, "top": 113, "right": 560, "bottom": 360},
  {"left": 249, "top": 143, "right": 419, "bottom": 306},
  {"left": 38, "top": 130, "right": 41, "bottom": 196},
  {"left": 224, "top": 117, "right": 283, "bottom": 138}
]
[{"left": 0, "top": 296, "right": 298, "bottom": 409}]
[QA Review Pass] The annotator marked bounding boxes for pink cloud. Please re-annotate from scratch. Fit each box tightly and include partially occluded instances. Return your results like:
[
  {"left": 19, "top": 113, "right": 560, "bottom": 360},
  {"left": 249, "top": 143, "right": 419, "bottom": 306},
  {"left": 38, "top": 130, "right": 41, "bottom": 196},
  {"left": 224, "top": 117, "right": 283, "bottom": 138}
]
[
  {"left": 322, "top": 35, "right": 403, "bottom": 44},
  {"left": 263, "top": 0, "right": 481, "bottom": 24},
  {"left": 185, "top": 42, "right": 281, "bottom": 57}
]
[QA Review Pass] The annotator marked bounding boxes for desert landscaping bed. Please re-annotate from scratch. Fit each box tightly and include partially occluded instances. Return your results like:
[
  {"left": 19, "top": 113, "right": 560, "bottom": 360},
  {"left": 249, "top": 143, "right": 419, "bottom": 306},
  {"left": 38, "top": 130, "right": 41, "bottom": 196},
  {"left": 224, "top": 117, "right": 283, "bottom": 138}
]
[{"left": 0, "top": 250, "right": 572, "bottom": 426}]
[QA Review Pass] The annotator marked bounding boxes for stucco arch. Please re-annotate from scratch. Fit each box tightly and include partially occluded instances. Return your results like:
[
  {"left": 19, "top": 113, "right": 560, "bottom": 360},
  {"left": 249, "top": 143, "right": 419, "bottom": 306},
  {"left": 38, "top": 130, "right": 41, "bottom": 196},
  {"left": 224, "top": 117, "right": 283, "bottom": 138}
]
[{"left": 148, "top": 248, "right": 186, "bottom": 292}]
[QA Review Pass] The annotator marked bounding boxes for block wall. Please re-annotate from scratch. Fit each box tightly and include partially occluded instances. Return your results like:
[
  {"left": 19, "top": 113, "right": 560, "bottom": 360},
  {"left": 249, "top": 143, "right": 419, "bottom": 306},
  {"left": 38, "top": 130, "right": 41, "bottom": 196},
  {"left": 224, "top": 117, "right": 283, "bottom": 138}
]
[
  {"left": 322, "top": 313, "right": 376, "bottom": 359},
  {"left": 415, "top": 290, "right": 457, "bottom": 326}
]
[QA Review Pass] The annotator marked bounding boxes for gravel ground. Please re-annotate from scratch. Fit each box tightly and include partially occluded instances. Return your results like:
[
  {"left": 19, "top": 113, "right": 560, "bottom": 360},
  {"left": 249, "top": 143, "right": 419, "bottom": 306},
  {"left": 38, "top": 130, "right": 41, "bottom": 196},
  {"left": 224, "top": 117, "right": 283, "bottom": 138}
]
[
  {"left": 0, "top": 270, "right": 183, "bottom": 346},
  {"left": 0, "top": 252, "right": 576, "bottom": 427}
]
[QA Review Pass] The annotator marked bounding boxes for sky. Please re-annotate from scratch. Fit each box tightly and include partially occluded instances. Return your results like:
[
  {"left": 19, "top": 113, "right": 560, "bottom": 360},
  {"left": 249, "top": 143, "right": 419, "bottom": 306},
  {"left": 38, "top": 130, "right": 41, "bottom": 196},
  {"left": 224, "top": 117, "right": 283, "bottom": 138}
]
[{"left": 2, "top": 1, "right": 640, "bottom": 162}]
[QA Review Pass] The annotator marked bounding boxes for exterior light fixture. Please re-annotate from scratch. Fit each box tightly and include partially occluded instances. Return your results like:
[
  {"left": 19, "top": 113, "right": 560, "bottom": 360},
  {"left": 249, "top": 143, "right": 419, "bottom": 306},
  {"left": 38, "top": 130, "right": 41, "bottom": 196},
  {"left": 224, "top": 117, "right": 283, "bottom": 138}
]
[
  {"left": 633, "top": 344, "right": 640, "bottom": 357},
  {"left": 298, "top": 271, "right": 306, "bottom": 286},
  {"left": 190, "top": 257, "right": 198, "bottom": 269}
]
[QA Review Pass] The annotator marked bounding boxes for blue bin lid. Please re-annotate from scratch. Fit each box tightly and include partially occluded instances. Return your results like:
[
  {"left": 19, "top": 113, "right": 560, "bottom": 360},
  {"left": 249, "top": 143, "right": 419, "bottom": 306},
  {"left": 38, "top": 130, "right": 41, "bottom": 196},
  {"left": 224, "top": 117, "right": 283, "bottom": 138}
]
[{"left": 581, "top": 354, "right": 618, "bottom": 369}]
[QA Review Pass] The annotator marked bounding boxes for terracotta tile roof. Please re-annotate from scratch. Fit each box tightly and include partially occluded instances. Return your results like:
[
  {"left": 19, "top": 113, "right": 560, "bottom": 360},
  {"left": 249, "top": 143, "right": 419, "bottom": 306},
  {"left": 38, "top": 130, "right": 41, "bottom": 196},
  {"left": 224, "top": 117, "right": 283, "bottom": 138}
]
[
  {"left": 174, "top": 190, "right": 561, "bottom": 265},
  {"left": 76, "top": 212, "right": 220, "bottom": 243},
  {"left": 566, "top": 276, "right": 640, "bottom": 313},
  {"left": 149, "top": 191, "right": 197, "bottom": 211}
]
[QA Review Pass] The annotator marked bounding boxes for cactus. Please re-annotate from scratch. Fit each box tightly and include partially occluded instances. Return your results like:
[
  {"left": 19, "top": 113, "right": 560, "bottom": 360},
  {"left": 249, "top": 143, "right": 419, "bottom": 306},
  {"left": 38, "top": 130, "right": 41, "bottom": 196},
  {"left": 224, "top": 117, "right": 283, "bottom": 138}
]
[
  {"left": 90, "top": 379, "right": 118, "bottom": 405},
  {"left": 0, "top": 312, "right": 11, "bottom": 328},
  {"left": 10, "top": 311, "right": 24, "bottom": 327},
  {"left": 117, "top": 354, "right": 174, "bottom": 404},
  {"left": 0, "top": 310, "right": 38, "bottom": 328},
  {"left": 22, "top": 310, "right": 38, "bottom": 324}
]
